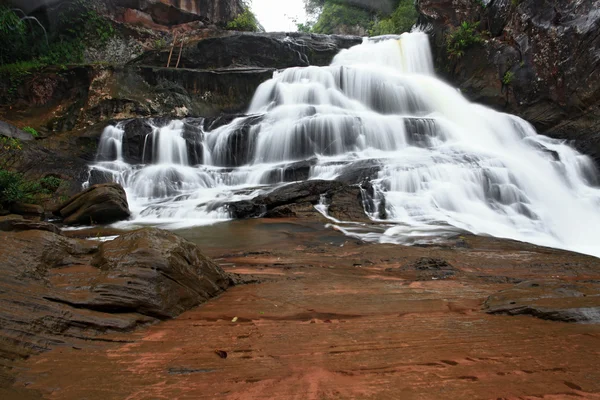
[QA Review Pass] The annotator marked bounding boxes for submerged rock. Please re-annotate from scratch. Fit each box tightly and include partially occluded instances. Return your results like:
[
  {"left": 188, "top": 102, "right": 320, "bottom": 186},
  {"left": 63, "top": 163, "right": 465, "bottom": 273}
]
[
  {"left": 484, "top": 280, "right": 600, "bottom": 323},
  {"left": 54, "top": 183, "right": 131, "bottom": 225}
]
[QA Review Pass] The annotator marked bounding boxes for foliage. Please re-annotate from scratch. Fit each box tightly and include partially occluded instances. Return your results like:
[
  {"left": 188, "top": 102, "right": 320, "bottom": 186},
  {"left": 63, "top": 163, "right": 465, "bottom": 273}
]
[
  {"left": 39, "top": 176, "right": 63, "bottom": 192},
  {"left": 311, "top": 1, "right": 374, "bottom": 34},
  {"left": 503, "top": 70, "right": 515, "bottom": 85},
  {"left": 0, "top": 1, "right": 114, "bottom": 98},
  {"left": 0, "top": 169, "right": 62, "bottom": 206},
  {"left": 226, "top": 7, "right": 259, "bottom": 32},
  {"left": 446, "top": 21, "right": 483, "bottom": 59},
  {"left": 0, "top": 137, "right": 22, "bottom": 151},
  {"left": 301, "top": 0, "right": 417, "bottom": 36},
  {"left": 369, "top": 0, "right": 418, "bottom": 36},
  {"left": 22, "top": 126, "right": 38, "bottom": 137}
]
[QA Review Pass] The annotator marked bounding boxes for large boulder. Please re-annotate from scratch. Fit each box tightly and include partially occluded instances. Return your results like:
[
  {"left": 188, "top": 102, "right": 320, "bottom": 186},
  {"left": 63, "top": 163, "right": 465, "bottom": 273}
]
[
  {"left": 54, "top": 183, "right": 131, "bottom": 225},
  {"left": 0, "top": 227, "right": 230, "bottom": 388},
  {"left": 417, "top": 0, "right": 600, "bottom": 164}
]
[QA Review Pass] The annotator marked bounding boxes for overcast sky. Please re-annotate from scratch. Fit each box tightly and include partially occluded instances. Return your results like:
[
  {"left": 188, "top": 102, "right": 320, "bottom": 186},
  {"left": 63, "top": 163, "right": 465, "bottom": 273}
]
[{"left": 250, "top": 0, "right": 308, "bottom": 32}]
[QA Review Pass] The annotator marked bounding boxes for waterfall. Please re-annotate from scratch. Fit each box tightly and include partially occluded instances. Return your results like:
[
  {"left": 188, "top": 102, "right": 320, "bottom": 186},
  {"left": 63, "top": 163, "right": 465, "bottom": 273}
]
[{"left": 89, "top": 32, "right": 600, "bottom": 257}]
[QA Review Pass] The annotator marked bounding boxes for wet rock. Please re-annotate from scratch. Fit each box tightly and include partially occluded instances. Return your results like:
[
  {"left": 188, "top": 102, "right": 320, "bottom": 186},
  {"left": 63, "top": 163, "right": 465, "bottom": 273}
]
[
  {"left": 0, "top": 120, "right": 32, "bottom": 141},
  {"left": 9, "top": 202, "right": 44, "bottom": 220},
  {"left": 223, "top": 180, "right": 368, "bottom": 222},
  {"left": 54, "top": 183, "right": 130, "bottom": 225},
  {"left": 484, "top": 280, "right": 600, "bottom": 323},
  {"left": 387, "top": 257, "right": 458, "bottom": 281},
  {"left": 133, "top": 32, "right": 363, "bottom": 70},
  {"left": 0, "top": 214, "right": 61, "bottom": 234}
]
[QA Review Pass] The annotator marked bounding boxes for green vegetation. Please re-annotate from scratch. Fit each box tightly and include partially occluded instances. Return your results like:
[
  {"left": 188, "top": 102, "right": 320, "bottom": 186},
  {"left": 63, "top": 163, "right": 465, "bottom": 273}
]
[
  {"left": 311, "top": 2, "right": 373, "bottom": 34},
  {"left": 369, "top": 0, "right": 418, "bottom": 36},
  {"left": 446, "top": 21, "right": 484, "bottom": 59},
  {"left": 22, "top": 126, "right": 38, "bottom": 137},
  {"left": 0, "top": 137, "right": 22, "bottom": 151},
  {"left": 503, "top": 70, "right": 515, "bottom": 85},
  {"left": 0, "top": 169, "right": 62, "bottom": 206},
  {"left": 300, "top": 0, "right": 417, "bottom": 36},
  {"left": 226, "top": 6, "right": 260, "bottom": 32},
  {"left": 0, "top": 2, "right": 114, "bottom": 98}
]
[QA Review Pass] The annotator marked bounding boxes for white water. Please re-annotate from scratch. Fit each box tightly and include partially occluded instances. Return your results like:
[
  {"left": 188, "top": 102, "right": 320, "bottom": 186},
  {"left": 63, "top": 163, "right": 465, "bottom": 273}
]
[{"left": 88, "top": 32, "right": 600, "bottom": 257}]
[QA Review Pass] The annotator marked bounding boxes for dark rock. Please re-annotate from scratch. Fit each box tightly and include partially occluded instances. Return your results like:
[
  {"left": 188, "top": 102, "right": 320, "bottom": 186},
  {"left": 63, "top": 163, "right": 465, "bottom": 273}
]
[
  {"left": 222, "top": 180, "right": 369, "bottom": 222},
  {"left": 0, "top": 120, "right": 32, "bottom": 141},
  {"left": 0, "top": 214, "right": 61, "bottom": 235},
  {"left": 387, "top": 257, "right": 458, "bottom": 281},
  {"left": 9, "top": 203, "right": 44, "bottom": 220},
  {"left": 484, "top": 280, "right": 600, "bottom": 323},
  {"left": 133, "top": 32, "right": 363, "bottom": 70},
  {"left": 54, "top": 183, "right": 131, "bottom": 225}
]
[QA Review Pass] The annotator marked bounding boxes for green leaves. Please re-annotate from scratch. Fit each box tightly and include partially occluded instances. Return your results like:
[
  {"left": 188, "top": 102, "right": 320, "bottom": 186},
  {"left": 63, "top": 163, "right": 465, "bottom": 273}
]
[
  {"left": 0, "top": 169, "right": 62, "bottom": 206},
  {"left": 226, "top": 8, "right": 260, "bottom": 32},
  {"left": 446, "top": 21, "right": 483, "bottom": 60},
  {"left": 370, "top": 0, "right": 418, "bottom": 36}
]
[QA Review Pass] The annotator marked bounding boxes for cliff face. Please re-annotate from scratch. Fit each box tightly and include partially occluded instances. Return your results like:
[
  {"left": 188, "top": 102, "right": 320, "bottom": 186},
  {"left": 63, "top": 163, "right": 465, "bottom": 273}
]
[
  {"left": 10, "top": 0, "right": 245, "bottom": 27},
  {"left": 108, "top": 0, "right": 244, "bottom": 27},
  {"left": 417, "top": 0, "right": 600, "bottom": 163}
]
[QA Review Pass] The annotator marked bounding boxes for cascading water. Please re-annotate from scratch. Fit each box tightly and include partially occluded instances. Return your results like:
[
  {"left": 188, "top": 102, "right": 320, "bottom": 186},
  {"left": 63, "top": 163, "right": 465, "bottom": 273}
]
[{"left": 89, "top": 32, "right": 600, "bottom": 257}]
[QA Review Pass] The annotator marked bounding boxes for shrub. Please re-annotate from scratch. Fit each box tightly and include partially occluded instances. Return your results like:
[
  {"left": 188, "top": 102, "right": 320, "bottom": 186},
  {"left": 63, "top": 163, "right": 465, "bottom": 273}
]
[
  {"left": 311, "top": 2, "right": 373, "bottom": 34},
  {"left": 369, "top": 0, "right": 418, "bottom": 36},
  {"left": 40, "top": 176, "right": 63, "bottom": 192},
  {"left": 446, "top": 21, "right": 483, "bottom": 59},
  {"left": 226, "top": 8, "right": 259, "bottom": 32},
  {"left": 0, "top": 169, "right": 59, "bottom": 206},
  {"left": 0, "top": 137, "right": 22, "bottom": 151}
]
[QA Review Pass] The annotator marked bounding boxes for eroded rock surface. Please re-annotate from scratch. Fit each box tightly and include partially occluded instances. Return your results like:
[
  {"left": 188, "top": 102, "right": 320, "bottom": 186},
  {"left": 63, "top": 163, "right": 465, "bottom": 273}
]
[
  {"left": 485, "top": 280, "right": 600, "bottom": 323},
  {"left": 0, "top": 227, "right": 230, "bottom": 392}
]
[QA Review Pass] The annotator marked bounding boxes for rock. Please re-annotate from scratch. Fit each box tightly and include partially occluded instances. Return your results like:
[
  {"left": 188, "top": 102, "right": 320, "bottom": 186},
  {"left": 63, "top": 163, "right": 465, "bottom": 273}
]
[
  {"left": 111, "top": 0, "right": 244, "bottom": 27},
  {"left": 0, "top": 227, "right": 230, "bottom": 389},
  {"left": 54, "top": 183, "right": 131, "bottom": 225},
  {"left": 0, "top": 214, "right": 61, "bottom": 234},
  {"left": 223, "top": 180, "right": 369, "bottom": 222},
  {"left": 9, "top": 202, "right": 44, "bottom": 220},
  {"left": 416, "top": 0, "right": 600, "bottom": 164},
  {"left": 387, "top": 257, "right": 458, "bottom": 281},
  {"left": 0, "top": 120, "right": 32, "bottom": 141},
  {"left": 484, "top": 280, "right": 600, "bottom": 323},
  {"left": 133, "top": 32, "right": 363, "bottom": 70}
]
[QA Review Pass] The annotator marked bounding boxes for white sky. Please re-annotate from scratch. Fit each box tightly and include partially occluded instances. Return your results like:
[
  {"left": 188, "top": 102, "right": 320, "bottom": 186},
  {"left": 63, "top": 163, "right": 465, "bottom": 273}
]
[{"left": 249, "top": 0, "right": 308, "bottom": 32}]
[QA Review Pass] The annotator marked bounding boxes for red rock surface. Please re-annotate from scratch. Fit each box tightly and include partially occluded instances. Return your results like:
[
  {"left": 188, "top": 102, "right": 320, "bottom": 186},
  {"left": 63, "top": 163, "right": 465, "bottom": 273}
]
[{"left": 10, "top": 219, "right": 600, "bottom": 399}]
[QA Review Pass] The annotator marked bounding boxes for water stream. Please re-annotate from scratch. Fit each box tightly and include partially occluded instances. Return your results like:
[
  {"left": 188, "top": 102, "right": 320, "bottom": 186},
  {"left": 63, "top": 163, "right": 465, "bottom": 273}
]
[{"left": 88, "top": 32, "right": 600, "bottom": 257}]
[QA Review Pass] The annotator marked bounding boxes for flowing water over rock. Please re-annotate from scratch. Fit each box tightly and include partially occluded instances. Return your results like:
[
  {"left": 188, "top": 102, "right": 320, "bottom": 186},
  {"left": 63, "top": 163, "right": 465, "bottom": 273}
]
[{"left": 88, "top": 32, "right": 600, "bottom": 257}]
